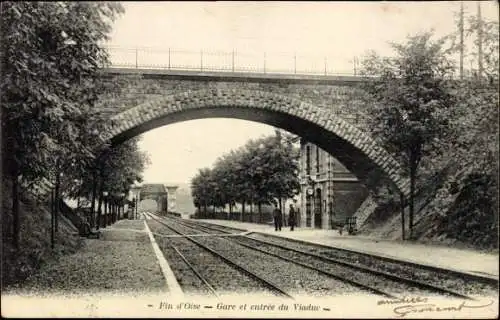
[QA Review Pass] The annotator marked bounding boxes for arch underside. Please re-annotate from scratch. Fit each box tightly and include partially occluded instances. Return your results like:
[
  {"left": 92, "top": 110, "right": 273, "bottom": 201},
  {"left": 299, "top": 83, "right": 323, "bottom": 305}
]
[
  {"left": 105, "top": 89, "right": 410, "bottom": 196},
  {"left": 140, "top": 193, "right": 167, "bottom": 201}
]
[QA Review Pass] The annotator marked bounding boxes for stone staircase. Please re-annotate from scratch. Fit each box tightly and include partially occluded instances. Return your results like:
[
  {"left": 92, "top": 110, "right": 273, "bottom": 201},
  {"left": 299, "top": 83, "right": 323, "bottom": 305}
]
[
  {"left": 59, "top": 199, "right": 91, "bottom": 236},
  {"left": 352, "top": 195, "right": 378, "bottom": 228}
]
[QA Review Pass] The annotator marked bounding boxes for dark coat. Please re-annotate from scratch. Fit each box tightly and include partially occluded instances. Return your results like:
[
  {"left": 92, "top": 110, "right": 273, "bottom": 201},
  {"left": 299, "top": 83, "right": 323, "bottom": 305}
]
[
  {"left": 273, "top": 208, "right": 282, "bottom": 221},
  {"left": 288, "top": 207, "right": 296, "bottom": 225}
]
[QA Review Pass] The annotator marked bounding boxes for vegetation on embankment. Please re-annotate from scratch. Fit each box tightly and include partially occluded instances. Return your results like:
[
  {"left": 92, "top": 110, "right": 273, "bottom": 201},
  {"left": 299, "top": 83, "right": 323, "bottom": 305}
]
[
  {"left": 357, "top": 9, "right": 499, "bottom": 250},
  {"left": 358, "top": 77, "right": 499, "bottom": 250},
  {"left": 1, "top": 179, "right": 83, "bottom": 288},
  {"left": 1, "top": 3, "right": 149, "bottom": 288}
]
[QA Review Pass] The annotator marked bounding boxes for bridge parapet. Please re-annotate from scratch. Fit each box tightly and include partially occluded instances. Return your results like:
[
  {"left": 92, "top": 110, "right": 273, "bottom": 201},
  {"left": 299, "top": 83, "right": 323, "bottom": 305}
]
[{"left": 104, "top": 45, "right": 362, "bottom": 77}]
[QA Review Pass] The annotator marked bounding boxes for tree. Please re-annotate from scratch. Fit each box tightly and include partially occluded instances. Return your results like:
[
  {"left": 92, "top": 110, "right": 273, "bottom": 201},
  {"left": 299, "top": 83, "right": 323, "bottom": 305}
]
[
  {"left": 231, "top": 148, "right": 255, "bottom": 221},
  {"left": 360, "top": 32, "right": 455, "bottom": 240},
  {"left": 90, "top": 138, "right": 150, "bottom": 227},
  {"left": 266, "top": 130, "right": 300, "bottom": 207},
  {"left": 417, "top": 8, "right": 499, "bottom": 247},
  {"left": 191, "top": 168, "right": 213, "bottom": 217},
  {"left": 190, "top": 132, "right": 300, "bottom": 223},
  {"left": 1, "top": 2, "right": 124, "bottom": 248},
  {"left": 448, "top": 3, "right": 499, "bottom": 80}
]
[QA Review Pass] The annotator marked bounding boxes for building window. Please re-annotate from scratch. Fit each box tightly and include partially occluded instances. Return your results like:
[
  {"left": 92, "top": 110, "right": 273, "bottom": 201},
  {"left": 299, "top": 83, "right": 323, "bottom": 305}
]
[
  {"left": 316, "top": 146, "right": 320, "bottom": 173},
  {"left": 305, "top": 195, "right": 312, "bottom": 227},
  {"left": 306, "top": 145, "right": 311, "bottom": 176}
]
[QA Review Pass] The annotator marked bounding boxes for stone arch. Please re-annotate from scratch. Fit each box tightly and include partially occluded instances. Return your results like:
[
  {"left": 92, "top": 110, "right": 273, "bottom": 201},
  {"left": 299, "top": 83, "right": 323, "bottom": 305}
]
[
  {"left": 138, "top": 184, "right": 169, "bottom": 213},
  {"left": 102, "top": 89, "right": 410, "bottom": 196}
]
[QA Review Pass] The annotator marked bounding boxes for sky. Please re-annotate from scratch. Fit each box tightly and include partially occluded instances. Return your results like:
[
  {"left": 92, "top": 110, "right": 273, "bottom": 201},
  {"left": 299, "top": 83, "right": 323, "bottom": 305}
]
[{"left": 106, "top": 1, "right": 499, "bottom": 185}]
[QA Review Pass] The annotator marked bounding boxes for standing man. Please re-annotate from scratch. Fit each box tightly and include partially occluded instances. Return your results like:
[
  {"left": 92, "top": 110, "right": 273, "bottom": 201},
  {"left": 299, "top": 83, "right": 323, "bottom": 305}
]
[
  {"left": 273, "top": 202, "right": 282, "bottom": 231},
  {"left": 289, "top": 203, "right": 297, "bottom": 231}
]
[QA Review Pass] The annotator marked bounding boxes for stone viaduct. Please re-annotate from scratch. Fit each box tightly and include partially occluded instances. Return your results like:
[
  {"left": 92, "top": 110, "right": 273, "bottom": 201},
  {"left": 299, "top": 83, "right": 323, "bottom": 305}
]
[
  {"left": 130, "top": 183, "right": 179, "bottom": 213},
  {"left": 97, "top": 68, "right": 410, "bottom": 199}
]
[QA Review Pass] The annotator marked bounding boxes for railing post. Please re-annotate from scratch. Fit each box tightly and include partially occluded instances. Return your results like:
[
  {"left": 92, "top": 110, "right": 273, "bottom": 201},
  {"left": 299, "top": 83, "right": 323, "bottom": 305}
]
[
  {"left": 324, "top": 57, "right": 327, "bottom": 76},
  {"left": 200, "top": 50, "right": 203, "bottom": 71},
  {"left": 135, "top": 47, "right": 138, "bottom": 69},
  {"left": 168, "top": 48, "right": 171, "bottom": 70},
  {"left": 232, "top": 49, "right": 235, "bottom": 72},
  {"left": 353, "top": 56, "right": 357, "bottom": 76}
]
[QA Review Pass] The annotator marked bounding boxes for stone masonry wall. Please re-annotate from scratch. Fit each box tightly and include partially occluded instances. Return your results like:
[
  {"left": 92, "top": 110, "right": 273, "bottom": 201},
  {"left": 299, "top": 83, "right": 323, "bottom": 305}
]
[
  {"left": 98, "top": 72, "right": 410, "bottom": 196},
  {"left": 98, "top": 73, "right": 373, "bottom": 133}
]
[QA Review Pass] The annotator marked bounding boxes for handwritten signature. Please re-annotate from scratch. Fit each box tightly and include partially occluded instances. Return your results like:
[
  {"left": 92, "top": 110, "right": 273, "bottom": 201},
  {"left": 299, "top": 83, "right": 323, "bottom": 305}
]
[
  {"left": 392, "top": 300, "right": 494, "bottom": 317},
  {"left": 377, "top": 296, "right": 429, "bottom": 306}
]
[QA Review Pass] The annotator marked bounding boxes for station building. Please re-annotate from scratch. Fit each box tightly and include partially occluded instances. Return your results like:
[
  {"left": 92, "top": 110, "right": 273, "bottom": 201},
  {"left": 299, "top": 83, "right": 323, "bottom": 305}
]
[{"left": 297, "top": 139, "right": 368, "bottom": 229}]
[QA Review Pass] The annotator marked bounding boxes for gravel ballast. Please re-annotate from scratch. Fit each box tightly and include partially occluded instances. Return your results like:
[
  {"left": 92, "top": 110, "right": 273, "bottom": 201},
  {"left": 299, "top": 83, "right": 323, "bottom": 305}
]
[
  {"left": 147, "top": 219, "right": 277, "bottom": 297},
  {"left": 248, "top": 233, "right": 499, "bottom": 297},
  {"left": 152, "top": 218, "right": 366, "bottom": 297}
]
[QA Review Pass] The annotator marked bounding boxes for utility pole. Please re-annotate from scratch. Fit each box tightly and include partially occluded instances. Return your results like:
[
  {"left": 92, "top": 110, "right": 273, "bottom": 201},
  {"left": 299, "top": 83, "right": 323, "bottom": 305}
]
[
  {"left": 477, "top": 1, "right": 483, "bottom": 79},
  {"left": 459, "top": 1, "right": 464, "bottom": 80}
]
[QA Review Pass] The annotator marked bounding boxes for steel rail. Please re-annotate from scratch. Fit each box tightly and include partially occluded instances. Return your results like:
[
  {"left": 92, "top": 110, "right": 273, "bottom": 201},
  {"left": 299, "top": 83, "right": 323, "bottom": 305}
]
[
  {"left": 146, "top": 213, "right": 294, "bottom": 299},
  {"left": 233, "top": 235, "right": 475, "bottom": 300},
  {"left": 165, "top": 216, "right": 478, "bottom": 300},
  {"left": 155, "top": 215, "right": 396, "bottom": 298},
  {"left": 171, "top": 245, "right": 219, "bottom": 297},
  {"left": 173, "top": 216, "right": 498, "bottom": 287}
]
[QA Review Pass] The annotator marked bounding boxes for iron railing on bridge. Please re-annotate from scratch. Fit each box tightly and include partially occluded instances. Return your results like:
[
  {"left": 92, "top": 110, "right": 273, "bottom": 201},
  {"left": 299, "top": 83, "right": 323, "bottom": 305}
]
[
  {"left": 103, "top": 45, "right": 362, "bottom": 76},
  {"left": 103, "top": 45, "right": 482, "bottom": 80}
]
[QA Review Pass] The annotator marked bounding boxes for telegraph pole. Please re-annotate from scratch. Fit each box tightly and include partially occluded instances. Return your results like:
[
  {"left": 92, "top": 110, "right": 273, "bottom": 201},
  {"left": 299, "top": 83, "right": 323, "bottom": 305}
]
[
  {"left": 459, "top": 1, "right": 464, "bottom": 79},
  {"left": 477, "top": 1, "right": 483, "bottom": 79}
]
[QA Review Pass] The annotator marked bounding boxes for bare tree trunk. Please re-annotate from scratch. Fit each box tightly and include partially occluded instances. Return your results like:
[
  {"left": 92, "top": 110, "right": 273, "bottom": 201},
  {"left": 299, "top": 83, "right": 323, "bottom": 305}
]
[
  {"left": 90, "top": 171, "right": 97, "bottom": 228},
  {"left": 459, "top": 1, "right": 464, "bottom": 80},
  {"left": 55, "top": 171, "right": 60, "bottom": 233},
  {"left": 108, "top": 201, "right": 112, "bottom": 226},
  {"left": 477, "top": 1, "right": 483, "bottom": 78},
  {"left": 409, "top": 164, "right": 416, "bottom": 240},
  {"left": 400, "top": 192, "right": 406, "bottom": 241},
  {"left": 12, "top": 174, "right": 20, "bottom": 250},
  {"left": 241, "top": 201, "right": 245, "bottom": 222},
  {"left": 279, "top": 198, "right": 283, "bottom": 226},
  {"left": 249, "top": 202, "right": 253, "bottom": 222},
  {"left": 96, "top": 174, "right": 104, "bottom": 230},
  {"left": 51, "top": 188, "right": 55, "bottom": 249},
  {"left": 258, "top": 202, "right": 262, "bottom": 223}
]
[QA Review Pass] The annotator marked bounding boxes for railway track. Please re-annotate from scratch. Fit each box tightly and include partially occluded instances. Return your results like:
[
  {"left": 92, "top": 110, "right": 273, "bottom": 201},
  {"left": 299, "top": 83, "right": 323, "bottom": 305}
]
[
  {"left": 184, "top": 219, "right": 498, "bottom": 289},
  {"left": 170, "top": 245, "right": 219, "bottom": 297},
  {"left": 148, "top": 213, "right": 389, "bottom": 298},
  {"left": 146, "top": 214, "right": 294, "bottom": 298},
  {"left": 159, "top": 214, "right": 492, "bottom": 299},
  {"left": 149, "top": 213, "right": 404, "bottom": 298},
  {"left": 244, "top": 233, "right": 498, "bottom": 298}
]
